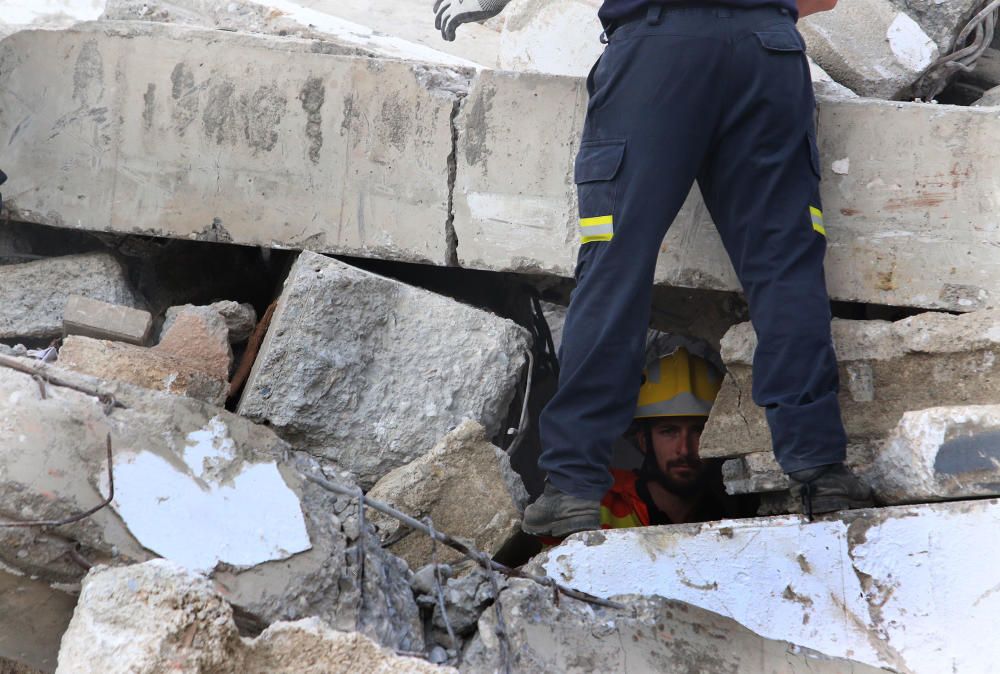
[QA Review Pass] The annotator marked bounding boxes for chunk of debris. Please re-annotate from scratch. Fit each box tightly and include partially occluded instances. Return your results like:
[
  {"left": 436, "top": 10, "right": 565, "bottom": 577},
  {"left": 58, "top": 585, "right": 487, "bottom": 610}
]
[
  {"left": 154, "top": 306, "right": 233, "bottom": 380},
  {"left": 0, "top": 364, "right": 422, "bottom": 665},
  {"left": 702, "top": 311, "right": 1000, "bottom": 502},
  {"left": 463, "top": 578, "right": 887, "bottom": 673},
  {"left": 238, "top": 252, "right": 530, "bottom": 487},
  {"left": 0, "top": 253, "right": 140, "bottom": 340},
  {"left": 873, "top": 405, "right": 1000, "bottom": 502},
  {"left": 535, "top": 500, "right": 1000, "bottom": 674},
  {"left": 160, "top": 301, "right": 257, "bottom": 345},
  {"left": 799, "top": 0, "right": 981, "bottom": 98},
  {"left": 368, "top": 420, "right": 528, "bottom": 570},
  {"left": 57, "top": 335, "right": 229, "bottom": 405},
  {"left": 55, "top": 560, "right": 451, "bottom": 674},
  {"left": 63, "top": 295, "right": 153, "bottom": 346}
]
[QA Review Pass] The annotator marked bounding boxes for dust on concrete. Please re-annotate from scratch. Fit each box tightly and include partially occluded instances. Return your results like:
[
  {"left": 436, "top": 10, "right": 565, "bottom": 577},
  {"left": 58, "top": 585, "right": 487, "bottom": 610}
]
[
  {"left": 298, "top": 77, "right": 325, "bottom": 164},
  {"left": 201, "top": 78, "right": 287, "bottom": 153},
  {"left": 142, "top": 83, "right": 155, "bottom": 129},
  {"left": 378, "top": 98, "right": 413, "bottom": 153},
  {"left": 169, "top": 63, "right": 200, "bottom": 135},
  {"left": 462, "top": 85, "right": 494, "bottom": 169},
  {"left": 72, "top": 40, "right": 103, "bottom": 105}
]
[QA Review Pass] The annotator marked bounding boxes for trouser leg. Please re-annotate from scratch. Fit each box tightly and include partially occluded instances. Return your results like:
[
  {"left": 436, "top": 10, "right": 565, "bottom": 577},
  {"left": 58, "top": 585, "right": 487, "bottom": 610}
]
[
  {"left": 696, "top": 12, "right": 847, "bottom": 472},
  {"left": 538, "top": 8, "right": 729, "bottom": 500}
]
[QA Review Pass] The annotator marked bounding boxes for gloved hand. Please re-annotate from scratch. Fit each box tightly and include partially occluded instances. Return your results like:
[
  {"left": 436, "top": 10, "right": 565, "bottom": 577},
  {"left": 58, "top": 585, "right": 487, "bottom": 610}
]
[{"left": 433, "top": 0, "right": 511, "bottom": 41}]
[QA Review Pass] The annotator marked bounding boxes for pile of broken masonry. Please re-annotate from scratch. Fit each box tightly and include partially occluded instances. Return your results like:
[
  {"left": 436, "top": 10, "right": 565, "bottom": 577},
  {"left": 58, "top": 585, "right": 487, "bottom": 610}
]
[{"left": 3, "top": 0, "right": 1000, "bottom": 672}]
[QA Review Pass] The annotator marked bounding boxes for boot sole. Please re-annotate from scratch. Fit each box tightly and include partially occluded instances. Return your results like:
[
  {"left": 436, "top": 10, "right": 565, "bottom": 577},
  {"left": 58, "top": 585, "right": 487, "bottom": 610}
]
[
  {"left": 521, "top": 514, "right": 601, "bottom": 539},
  {"left": 807, "top": 495, "right": 875, "bottom": 515}
]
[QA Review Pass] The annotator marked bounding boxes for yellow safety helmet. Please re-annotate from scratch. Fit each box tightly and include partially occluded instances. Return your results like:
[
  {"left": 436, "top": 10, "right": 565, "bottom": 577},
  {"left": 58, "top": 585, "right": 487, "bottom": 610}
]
[{"left": 634, "top": 346, "right": 722, "bottom": 420}]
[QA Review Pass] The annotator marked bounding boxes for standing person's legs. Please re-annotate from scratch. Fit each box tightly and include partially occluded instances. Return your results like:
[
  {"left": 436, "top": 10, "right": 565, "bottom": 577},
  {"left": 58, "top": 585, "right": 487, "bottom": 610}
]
[
  {"left": 525, "top": 7, "right": 732, "bottom": 536},
  {"left": 695, "top": 9, "right": 871, "bottom": 514}
]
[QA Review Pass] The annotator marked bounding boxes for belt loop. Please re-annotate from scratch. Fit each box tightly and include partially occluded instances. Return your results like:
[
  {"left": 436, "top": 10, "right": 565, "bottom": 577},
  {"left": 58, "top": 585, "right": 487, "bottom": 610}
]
[{"left": 646, "top": 4, "right": 663, "bottom": 25}]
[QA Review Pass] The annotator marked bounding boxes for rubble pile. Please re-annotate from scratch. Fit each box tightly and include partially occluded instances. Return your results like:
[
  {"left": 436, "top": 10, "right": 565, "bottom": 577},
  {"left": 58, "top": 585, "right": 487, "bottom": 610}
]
[{"left": 1, "top": 0, "right": 1000, "bottom": 673}]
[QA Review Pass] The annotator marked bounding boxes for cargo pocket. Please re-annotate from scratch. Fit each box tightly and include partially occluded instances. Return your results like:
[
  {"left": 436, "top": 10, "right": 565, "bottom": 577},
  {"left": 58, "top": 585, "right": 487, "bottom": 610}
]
[
  {"left": 754, "top": 26, "right": 806, "bottom": 54},
  {"left": 575, "top": 139, "right": 626, "bottom": 244}
]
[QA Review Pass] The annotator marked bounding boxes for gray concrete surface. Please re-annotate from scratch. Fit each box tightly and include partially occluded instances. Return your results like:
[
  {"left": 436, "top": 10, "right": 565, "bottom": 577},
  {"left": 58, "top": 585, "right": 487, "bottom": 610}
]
[{"left": 237, "top": 252, "right": 530, "bottom": 488}]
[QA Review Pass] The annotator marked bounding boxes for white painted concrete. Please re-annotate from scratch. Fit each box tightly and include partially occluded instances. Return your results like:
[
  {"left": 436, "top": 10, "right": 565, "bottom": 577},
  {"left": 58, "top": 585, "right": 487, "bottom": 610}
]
[
  {"left": 886, "top": 12, "right": 937, "bottom": 72},
  {"left": 541, "top": 499, "right": 1000, "bottom": 673},
  {"left": 105, "top": 416, "right": 311, "bottom": 572}
]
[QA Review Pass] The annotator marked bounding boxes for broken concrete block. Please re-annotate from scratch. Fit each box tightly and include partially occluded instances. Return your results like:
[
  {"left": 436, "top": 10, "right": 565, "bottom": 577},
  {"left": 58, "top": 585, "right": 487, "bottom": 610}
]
[
  {"left": 238, "top": 252, "right": 530, "bottom": 487},
  {"left": 702, "top": 311, "right": 1000, "bottom": 466},
  {"left": 808, "top": 57, "right": 858, "bottom": 98},
  {"left": 367, "top": 421, "right": 528, "bottom": 570},
  {"left": 0, "top": 364, "right": 422, "bottom": 659},
  {"left": 799, "top": 0, "right": 943, "bottom": 99},
  {"left": 56, "top": 561, "right": 450, "bottom": 674},
  {"left": 63, "top": 295, "right": 153, "bottom": 345},
  {"left": 0, "top": 22, "right": 470, "bottom": 264},
  {"left": 496, "top": 0, "right": 603, "bottom": 78},
  {"left": 0, "top": 253, "right": 139, "bottom": 340},
  {"left": 154, "top": 306, "right": 233, "bottom": 379},
  {"left": 57, "top": 335, "right": 229, "bottom": 405},
  {"left": 537, "top": 498, "right": 1000, "bottom": 674},
  {"left": 161, "top": 301, "right": 257, "bottom": 345},
  {"left": 720, "top": 444, "right": 876, "bottom": 497},
  {"left": 973, "top": 84, "right": 1000, "bottom": 107},
  {"left": 463, "top": 578, "right": 885, "bottom": 674},
  {"left": 454, "top": 71, "right": 1000, "bottom": 312},
  {"left": 873, "top": 405, "right": 1000, "bottom": 503}
]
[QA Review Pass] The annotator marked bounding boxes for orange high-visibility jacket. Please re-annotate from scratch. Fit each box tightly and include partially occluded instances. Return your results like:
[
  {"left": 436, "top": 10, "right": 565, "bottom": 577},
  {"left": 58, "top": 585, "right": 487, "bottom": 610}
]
[{"left": 599, "top": 469, "right": 651, "bottom": 529}]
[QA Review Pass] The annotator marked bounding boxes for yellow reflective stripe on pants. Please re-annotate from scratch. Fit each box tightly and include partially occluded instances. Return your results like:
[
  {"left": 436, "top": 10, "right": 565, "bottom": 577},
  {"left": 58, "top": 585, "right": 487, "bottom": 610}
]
[
  {"left": 580, "top": 215, "right": 613, "bottom": 243},
  {"left": 809, "top": 206, "right": 826, "bottom": 236}
]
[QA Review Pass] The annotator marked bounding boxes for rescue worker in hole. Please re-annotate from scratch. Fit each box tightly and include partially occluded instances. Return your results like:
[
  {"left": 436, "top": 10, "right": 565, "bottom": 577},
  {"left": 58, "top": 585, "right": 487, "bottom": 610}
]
[
  {"left": 434, "top": 0, "right": 874, "bottom": 536},
  {"left": 596, "top": 343, "right": 735, "bottom": 531}
]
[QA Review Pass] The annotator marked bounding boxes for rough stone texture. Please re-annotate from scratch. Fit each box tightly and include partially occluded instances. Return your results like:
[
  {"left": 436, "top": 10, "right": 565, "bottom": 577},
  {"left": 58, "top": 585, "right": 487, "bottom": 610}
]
[
  {"left": 0, "top": 364, "right": 422, "bottom": 664},
  {"left": 161, "top": 302, "right": 257, "bottom": 344},
  {"left": 154, "top": 306, "right": 233, "bottom": 379},
  {"left": 0, "top": 253, "right": 139, "bottom": 340},
  {"left": 56, "top": 561, "right": 449, "bottom": 674},
  {"left": 799, "top": 0, "right": 940, "bottom": 98},
  {"left": 63, "top": 295, "right": 153, "bottom": 345},
  {"left": 702, "top": 312, "right": 1000, "bottom": 472},
  {"left": 463, "top": 579, "right": 885, "bottom": 674},
  {"left": 496, "top": 0, "right": 603, "bottom": 77},
  {"left": 238, "top": 252, "right": 530, "bottom": 487},
  {"left": 536, "top": 499, "right": 1000, "bottom": 674},
  {"left": 872, "top": 405, "right": 1000, "bottom": 503},
  {"left": 367, "top": 421, "right": 528, "bottom": 570},
  {"left": 973, "top": 83, "right": 1000, "bottom": 107},
  {"left": 808, "top": 57, "right": 858, "bottom": 98},
  {"left": 0, "top": 658, "right": 44, "bottom": 674},
  {"left": 0, "top": 567, "right": 76, "bottom": 673},
  {"left": 57, "top": 335, "right": 229, "bottom": 405},
  {"left": 455, "top": 73, "right": 1000, "bottom": 312},
  {"left": 0, "top": 22, "right": 469, "bottom": 265}
]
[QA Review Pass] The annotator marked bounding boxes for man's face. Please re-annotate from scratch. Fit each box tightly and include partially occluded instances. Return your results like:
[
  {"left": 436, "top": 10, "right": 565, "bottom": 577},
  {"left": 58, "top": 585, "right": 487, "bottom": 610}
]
[{"left": 640, "top": 416, "right": 707, "bottom": 492}]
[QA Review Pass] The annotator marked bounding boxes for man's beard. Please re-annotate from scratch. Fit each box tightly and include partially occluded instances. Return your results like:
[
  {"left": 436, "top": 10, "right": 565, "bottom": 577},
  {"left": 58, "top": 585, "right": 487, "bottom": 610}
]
[{"left": 639, "top": 451, "right": 706, "bottom": 498}]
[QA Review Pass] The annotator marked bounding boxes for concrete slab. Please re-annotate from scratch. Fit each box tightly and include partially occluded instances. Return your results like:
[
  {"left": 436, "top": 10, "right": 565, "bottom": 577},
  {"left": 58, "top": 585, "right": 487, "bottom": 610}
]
[
  {"left": 702, "top": 312, "right": 1000, "bottom": 467},
  {"left": 63, "top": 295, "right": 152, "bottom": 345},
  {"left": 0, "top": 22, "right": 468, "bottom": 265},
  {"left": 538, "top": 499, "right": 1000, "bottom": 673},
  {"left": 454, "top": 71, "right": 1000, "bottom": 312}
]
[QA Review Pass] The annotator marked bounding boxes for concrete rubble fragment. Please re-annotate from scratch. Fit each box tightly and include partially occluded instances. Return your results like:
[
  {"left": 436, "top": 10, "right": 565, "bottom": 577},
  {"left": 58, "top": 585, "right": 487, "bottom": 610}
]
[
  {"left": 368, "top": 420, "right": 529, "bottom": 570},
  {"left": 702, "top": 311, "right": 1000, "bottom": 502},
  {"left": 238, "top": 252, "right": 530, "bottom": 487},
  {"left": 154, "top": 306, "right": 233, "bottom": 380},
  {"left": 873, "top": 405, "right": 1000, "bottom": 503},
  {"left": 462, "top": 578, "right": 885, "bottom": 673},
  {"left": 0, "top": 363, "right": 422, "bottom": 666},
  {"left": 56, "top": 560, "right": 452, "bottom": 674},
  {"left": 538, "top": 499, "right": 1000, "bottom": 673},
  {"left": 972, "top": 83, "right": 1000, "bottom": 106},
  {"left": 62, "top": 295, "right": 153, "bottom": 346},
  {"left": 799, "top": 0, "right": 980, "bottom": 99},
  {"left": 57, "top": 335, "right": 230, "bottom": 405},
  {"left": 0, "top": 253, "right": 139, "bottom": 341},
  {"left": 161, "top": 301, "right": 257, "bottom": 344}
]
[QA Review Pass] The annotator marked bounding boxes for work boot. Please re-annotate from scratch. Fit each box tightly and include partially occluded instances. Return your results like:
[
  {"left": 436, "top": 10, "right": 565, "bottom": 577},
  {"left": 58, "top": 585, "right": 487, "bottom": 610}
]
[
  {"left": 788, "top": 463, "right": 874, "bottom": 521},
  {"left": 521, "top": 482, "right": 600, "bottom": 538}
]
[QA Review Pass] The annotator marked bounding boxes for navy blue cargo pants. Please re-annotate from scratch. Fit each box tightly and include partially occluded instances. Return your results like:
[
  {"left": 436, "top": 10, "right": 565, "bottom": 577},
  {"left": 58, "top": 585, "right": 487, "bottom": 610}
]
[{"left": 538, "top": 4, "right": 847, "bottom": 501}]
